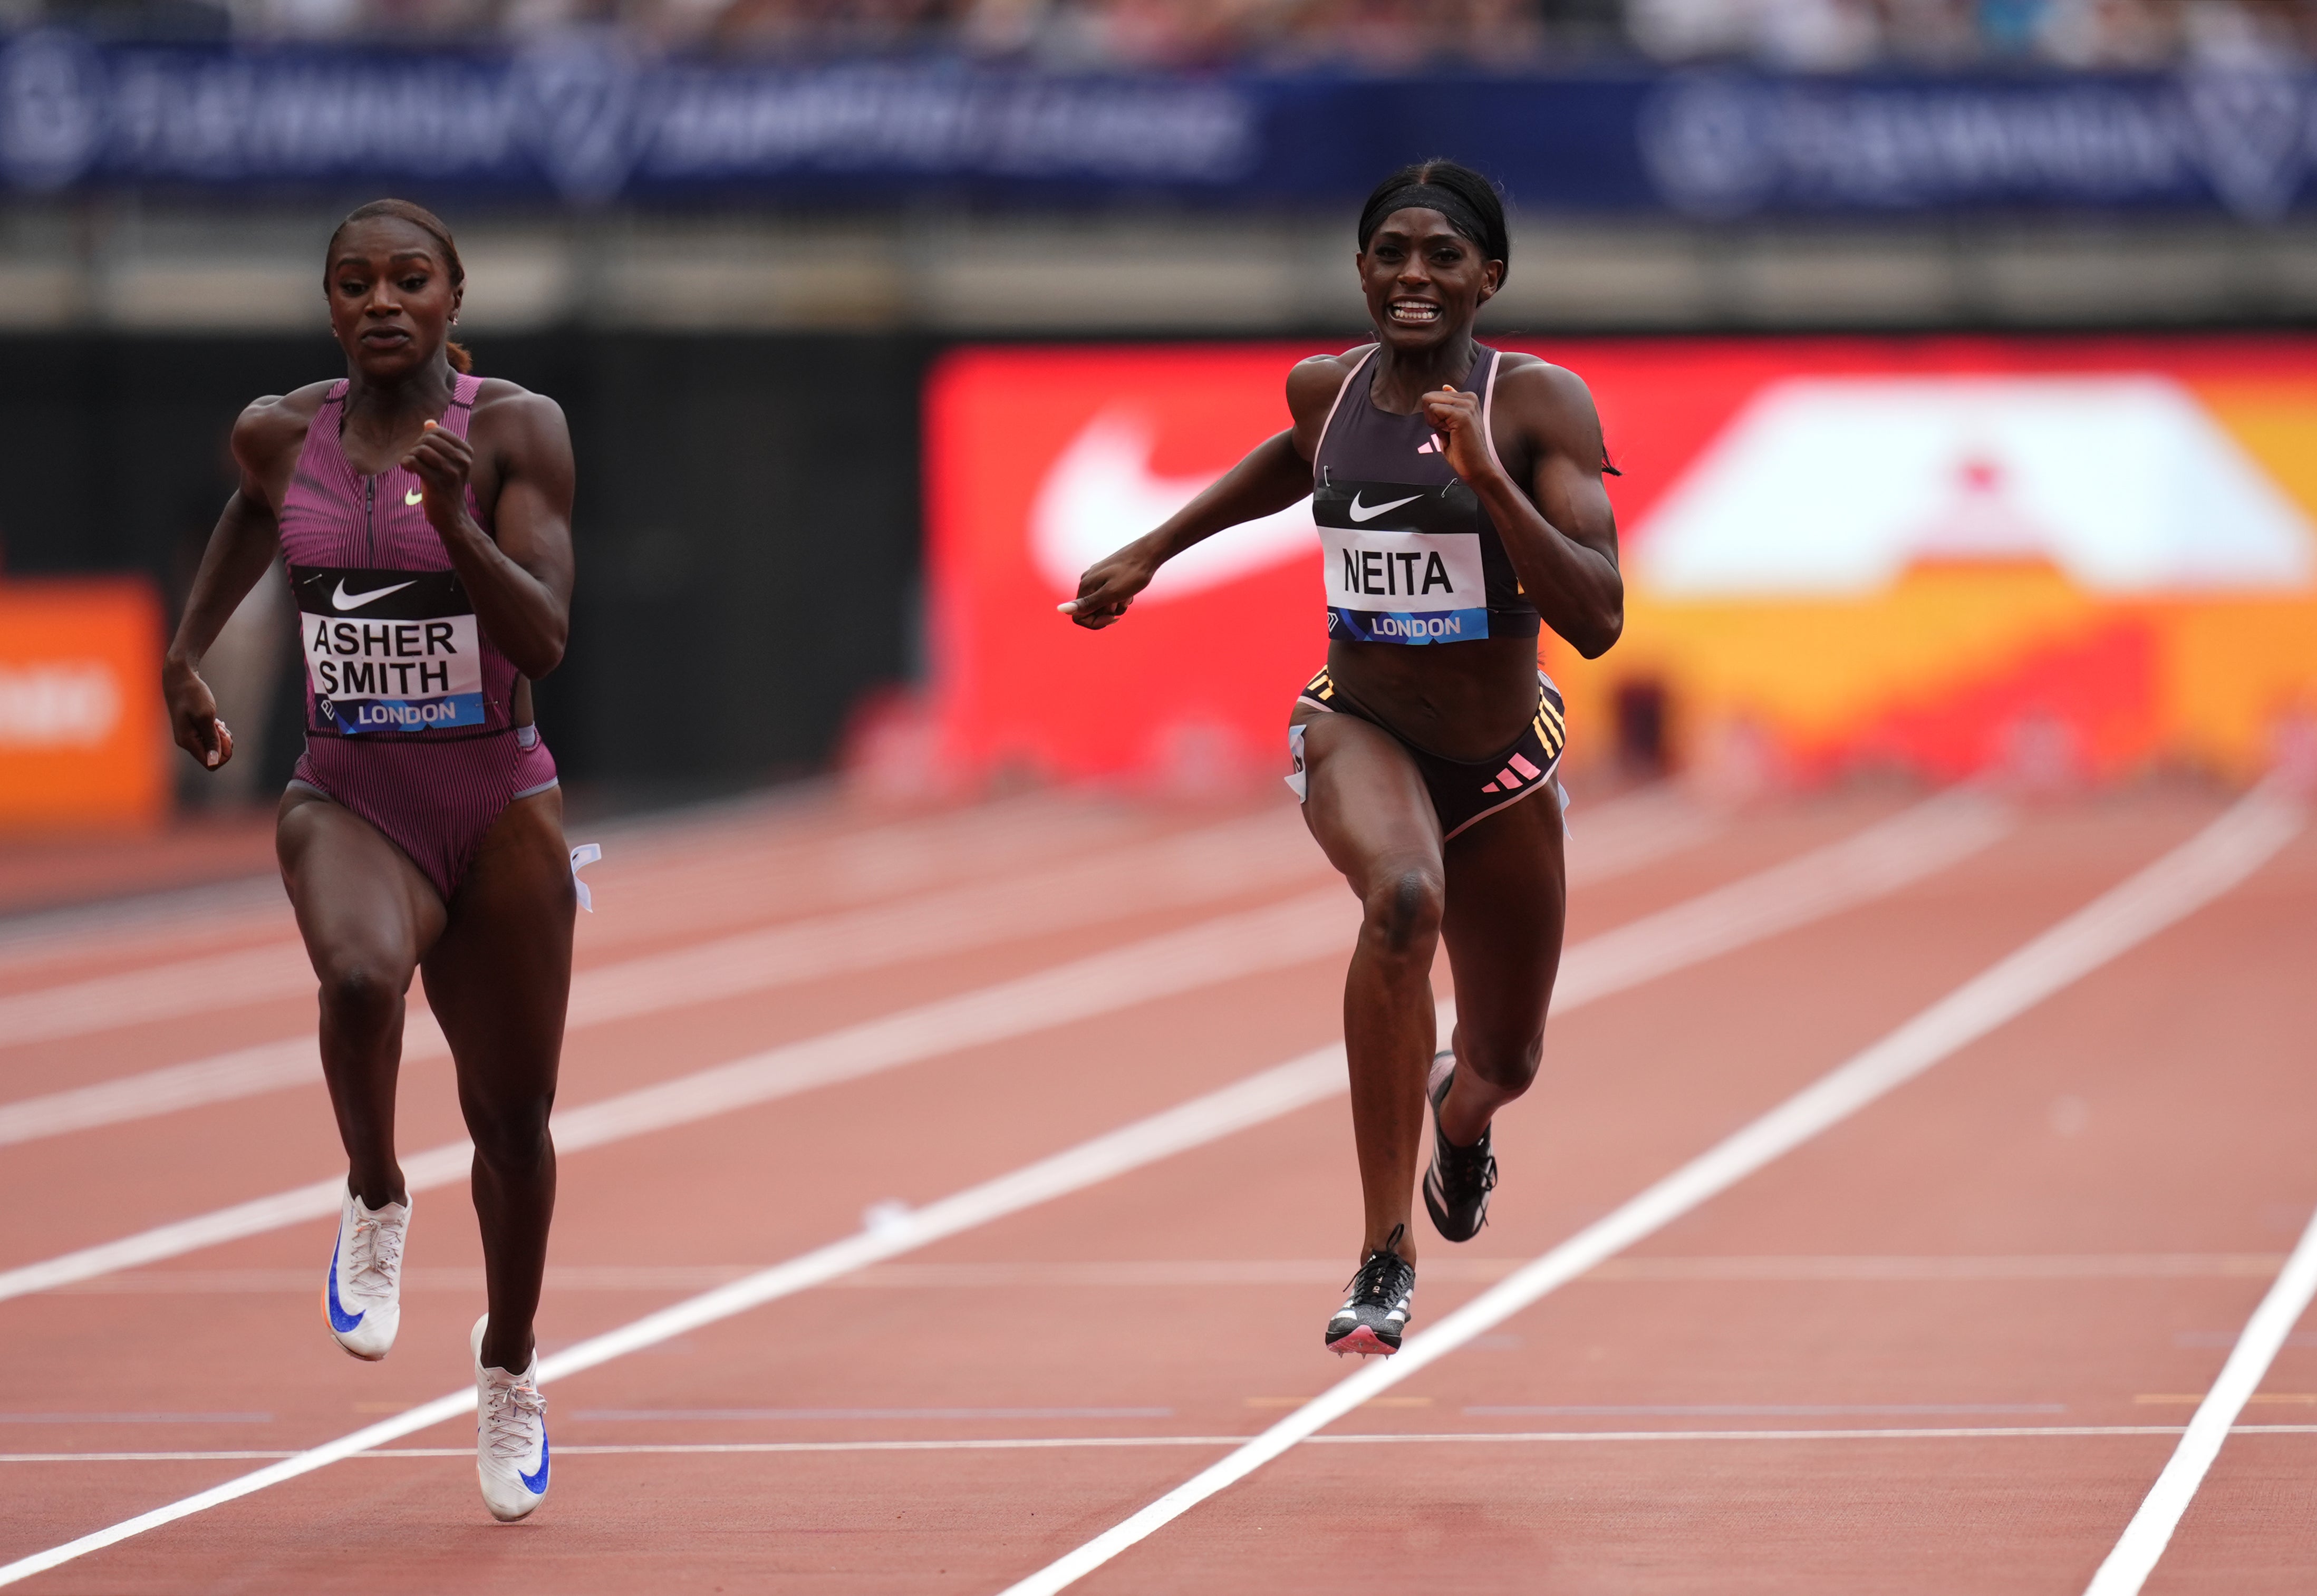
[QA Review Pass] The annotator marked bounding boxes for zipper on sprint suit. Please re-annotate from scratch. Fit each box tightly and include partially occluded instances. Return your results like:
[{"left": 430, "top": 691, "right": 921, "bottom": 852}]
[{"left": 364, "top": 477, "right": 375, "bottom": 560}]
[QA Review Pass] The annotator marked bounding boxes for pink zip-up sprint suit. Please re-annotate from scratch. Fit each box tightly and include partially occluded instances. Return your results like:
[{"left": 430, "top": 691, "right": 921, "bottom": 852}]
[{"left": 278, "top": 373, "right": 558, "bottom": 902}]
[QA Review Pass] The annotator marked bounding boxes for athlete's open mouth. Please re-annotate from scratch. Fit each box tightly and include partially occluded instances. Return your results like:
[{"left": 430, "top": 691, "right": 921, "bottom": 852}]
[{"left": 1386, "top": 299, "right": 1441, "bottom": 326}]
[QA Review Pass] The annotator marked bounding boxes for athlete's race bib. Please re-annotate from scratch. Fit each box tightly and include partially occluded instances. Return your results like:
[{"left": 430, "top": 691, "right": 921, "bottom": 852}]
[
  {"left": 291, "top": 566, "right": 485, "bottom": 734},
  {"left": 1320, "top": 525, "right": 1488, "bottom": 645}
]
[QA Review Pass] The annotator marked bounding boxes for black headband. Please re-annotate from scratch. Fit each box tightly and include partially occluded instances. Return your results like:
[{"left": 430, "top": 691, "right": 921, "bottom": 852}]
[{"left": 1364, "top": 181, "right": 1495, "bottom": 254}]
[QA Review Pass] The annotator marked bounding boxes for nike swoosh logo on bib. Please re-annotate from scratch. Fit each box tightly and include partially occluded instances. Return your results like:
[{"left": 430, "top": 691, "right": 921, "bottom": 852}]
[
  {"left": 332, "top": 579, "right": 417, "bottom": 611},
  {"left": 1348, "top": 492, "right": 1423, "bottom": 523}
]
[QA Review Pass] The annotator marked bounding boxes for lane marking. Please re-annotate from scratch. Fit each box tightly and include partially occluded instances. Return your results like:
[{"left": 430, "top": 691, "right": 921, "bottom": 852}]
[
  {"left": 2083, "top": 1199, "right": 2317, "bottom": 1596},
  {"left": 998, "top": 780, "right": 2304, "bottom": 1596},
  {"left": 49, "top": 1252, "right": 2295, "bottom": 1294},
  {"left": 0, "top": 1041, "right": 1357, "bottom": 1585},
  {"left": 0, "top": 789, "right": 1119, "bottom": 983},
  {"left": 0, "top": 810, "right": 1320, "bottom": 1141},
  {"left": 1466, "top": 1402, "right": 2064, "bottom": 1416},
  {"left": 12, "top": 1425, "right": 2317, "bottom": 1466},
  {"left": 565, "top": 1407, "right": 1175, "bottom": 1421},
  {"left": 0, "top": 791, "right": 2006, "bottom": 1581},
  {"left": 0, "top": 890, "right": 1346, "bottom": 1300},
  {"left": 0, "top": 782, "right": 1715, "bottom": 1145},
  {"left": 0, "top": 791, "right": 1997, "bottom": 1301}
]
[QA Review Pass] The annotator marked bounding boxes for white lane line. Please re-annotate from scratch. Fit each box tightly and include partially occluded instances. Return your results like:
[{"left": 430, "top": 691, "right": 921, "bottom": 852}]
[
  {"left": 0, "top": 790, "right": 2003, "bottom": 1583},
  {"left": 0, "top": 1042, "right": 1354, "bottom": 1587},
  {"left": 998, "top": 781, "right": 2305, "bottom": 1596},
  {"left": 0, "top": 788, "right": 1104, "bottom": 985},
  {"left": 15, "top": 1426, "right": 2317, "bottom": 1466},
  {"left": 2082, "top": 1200, "right": 2317, "bottom": 1596},
  {"left": 0, "top": 889, "right": 1347, "bottom": 1303},
  {"left": 0, "top": 790, "right": 2000, "bottom": 1301},
  {"left": 56, "top": 1251, "right": 2294, "bottom": 1294},
  {"left": 0, "top": 781, "right": 1721, "bottom": 1145},
  {"left": 0, "top": 810, "right": 1317, "bottom": 1137}
]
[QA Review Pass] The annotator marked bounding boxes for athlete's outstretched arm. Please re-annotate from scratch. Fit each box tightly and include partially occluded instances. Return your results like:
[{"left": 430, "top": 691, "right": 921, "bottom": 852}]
[
  {"left": 1422, "top": 362, "right": 1622, "bottom": 658},
  {"left": 402, "top": 388, "right": 575, "bottom": 680},
  {"left": 163, "top": 399, "right": 301, "bottom": 769},
  {"left": 1064, "top": 353, "right": 1354, "bottom": 631}
]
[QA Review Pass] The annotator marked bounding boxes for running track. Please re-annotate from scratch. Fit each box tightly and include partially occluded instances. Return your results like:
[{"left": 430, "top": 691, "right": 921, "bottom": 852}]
[{"left": 1, "top": 780, "right": 2313, "bottom": 1593}]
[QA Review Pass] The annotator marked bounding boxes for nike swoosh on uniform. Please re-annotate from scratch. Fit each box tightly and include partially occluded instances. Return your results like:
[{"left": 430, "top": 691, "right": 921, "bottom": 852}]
[
  {"left": 403, "top": 488, "right": 424, "bottom": 506},
  {"left": 1348, "top": 492, "right": 1423, "bottom": 523},
  {"left": 519, "top": 1435, "right": 549, "bottom": 1494},
  {"left": 332, "top": 579, "right": 417, "bottom": 612},
  {"left": 324, "top": 1235, "right": 364, "bottom": 1333}
]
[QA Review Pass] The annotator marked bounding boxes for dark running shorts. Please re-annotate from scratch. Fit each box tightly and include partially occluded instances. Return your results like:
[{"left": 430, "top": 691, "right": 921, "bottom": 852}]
[{"left": 1288, "top": 666, "right": 1567, "bottom": 841}]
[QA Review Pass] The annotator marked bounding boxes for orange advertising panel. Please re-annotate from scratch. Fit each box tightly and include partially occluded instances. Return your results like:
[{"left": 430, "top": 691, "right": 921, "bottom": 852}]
[
  {"left": 0, "top": 579, "right": 169, "bottom": 830},
  {"left": 926, "top": 336, "right": 2317, "bottom": 788}
]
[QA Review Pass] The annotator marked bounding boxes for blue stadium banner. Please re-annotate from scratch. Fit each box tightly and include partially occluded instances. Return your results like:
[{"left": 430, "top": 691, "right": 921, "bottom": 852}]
[{"left": 3, "top": 30, "right": 2313, "bottom": 218}]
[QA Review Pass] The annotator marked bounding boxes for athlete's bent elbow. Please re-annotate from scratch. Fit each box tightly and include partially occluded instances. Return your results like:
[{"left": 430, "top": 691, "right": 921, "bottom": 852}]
[
  {"left": 1566, "top": 611, "right": 1621, "bottom": 657},
  {"left": 1574, "top": 605, "right": 1623, "bottom": 660},
  {"left": 512, "top": 626, "right": 568, "bottom": 680}
]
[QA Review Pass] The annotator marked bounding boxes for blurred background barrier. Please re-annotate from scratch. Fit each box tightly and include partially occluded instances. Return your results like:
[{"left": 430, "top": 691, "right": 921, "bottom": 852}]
[
  {"left": 7, "top": 37, "right": 2317, "bottom": 220},
  {"left": 8, "top": 9, "right": 2317, "bottom": 833},
  {"left": 0, "top": 577, "right": 165, "bottom": 828},
  {"left": 926, "top": 335, "right": 2317, "bottom": 794},
  {"left": 0, "top": 331, "right": 926, "bottom": 818}
]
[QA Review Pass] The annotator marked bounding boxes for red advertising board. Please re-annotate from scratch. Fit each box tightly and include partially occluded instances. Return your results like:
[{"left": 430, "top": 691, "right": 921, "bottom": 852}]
[
  {"left": 926, "top": 336, "right": 2317, "bottom": 788},
  {"left": 0, "top": 578, "right": 168, "bottom": 830}
]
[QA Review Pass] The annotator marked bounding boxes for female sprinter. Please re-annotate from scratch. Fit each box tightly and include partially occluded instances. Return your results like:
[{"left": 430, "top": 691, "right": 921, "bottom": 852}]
[
  {"left": 1064, "top": 162, "right": 1621, "bottom": 1358},
  {"left": 163, "top": 199, "right": 575, "bottom": 1516}
]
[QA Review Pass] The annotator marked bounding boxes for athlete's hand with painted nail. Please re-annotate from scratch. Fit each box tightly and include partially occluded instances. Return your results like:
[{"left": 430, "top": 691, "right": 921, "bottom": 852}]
[
  {"left": 1061, "top": 539, "right": 1162, "bottom": 630},
  {"left": 402, "top": 418, "right": 476, "bottom": 539},
  {"left": 162, "top": 655, "right": 235, "bottom": 771},
  {"left": 1419, "top": 385, "right": 1497, "bottom": 488}
]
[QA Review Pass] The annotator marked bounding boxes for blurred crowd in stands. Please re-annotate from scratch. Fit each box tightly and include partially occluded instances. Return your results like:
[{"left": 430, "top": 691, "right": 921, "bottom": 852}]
[{"left": 20, "top": 0, "right": 2317, "bottom": 70}]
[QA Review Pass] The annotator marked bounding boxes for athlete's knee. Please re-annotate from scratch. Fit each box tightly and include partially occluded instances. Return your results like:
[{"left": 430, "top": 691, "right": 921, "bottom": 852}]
[
  {"left": 1462, "top": 1029, "right": 1544, "bottom": 1097},
  {"left": 315, "top": 956, "right": 407, "bottom": 1030},
  {"left": 1360, "top": 865, "right": 1444, "bottom": 958},
  {"left": 466, "top": 1098, "right": 555, "bottom": 1178}
]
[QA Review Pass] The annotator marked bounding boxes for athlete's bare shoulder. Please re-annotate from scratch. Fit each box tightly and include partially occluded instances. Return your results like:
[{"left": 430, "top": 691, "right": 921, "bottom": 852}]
[
  {"left": 1489, "top": 353, "right": 1607, "bottom": 469},
  {"left": 1286, "top": 344, "right": 1375, "bottom": 454},
  {"left": 468, "top": 377, "right": 570, "bottom": 461},
  {"left": 230, "top": 381, "right": 335, "bottom": 501}
]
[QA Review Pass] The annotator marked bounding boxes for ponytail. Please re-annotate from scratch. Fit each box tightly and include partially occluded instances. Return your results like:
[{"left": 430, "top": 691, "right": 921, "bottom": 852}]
[{"left": 446, "top": 340, "right": 474, "bottom": 374}]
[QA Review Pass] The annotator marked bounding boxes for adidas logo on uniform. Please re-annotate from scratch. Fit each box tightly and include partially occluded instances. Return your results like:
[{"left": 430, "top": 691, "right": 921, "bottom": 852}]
[{"left": 1416, "top": 433, "right": 1444, "bottom": 454}]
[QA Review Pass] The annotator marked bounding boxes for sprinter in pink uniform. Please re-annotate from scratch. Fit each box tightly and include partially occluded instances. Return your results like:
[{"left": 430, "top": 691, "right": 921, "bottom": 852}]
[
  {"left": 164, "top": 199, "right": 572, "bottom": 1521},
  {"left": 1065, "top": 162, "right": 1623, "bottom": 1359}
]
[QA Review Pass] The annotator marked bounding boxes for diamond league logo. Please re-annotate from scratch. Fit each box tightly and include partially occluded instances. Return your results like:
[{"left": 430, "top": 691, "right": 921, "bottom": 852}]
[
  {"left": 1637, "top": 74, "right": 1781, "bottom": 220},
  {"left": 510, "top": 32, "right": 641, "bottom": 204},
  {"left": 2178, "top": 65, "right": 2311, "bottom": 222},
  {"left": 0, "top": 30, "right": 107, "bottom": 192}
]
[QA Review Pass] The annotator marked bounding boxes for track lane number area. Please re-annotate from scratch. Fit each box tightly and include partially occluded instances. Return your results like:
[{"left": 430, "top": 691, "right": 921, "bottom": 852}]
[
  {"left": 291, "top": 566, "right": 484, "bottom": 735},
  {"left": 1314, "top": 479, "right": 1486, "bottom": 645}
]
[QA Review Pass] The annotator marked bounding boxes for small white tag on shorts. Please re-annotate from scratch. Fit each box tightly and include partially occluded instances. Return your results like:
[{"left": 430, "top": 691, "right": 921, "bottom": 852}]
[
  {"left": 1285, "top": 723, "right": 1309, "bottom": 802},
  {"left": 569, "top": 842, "right": 602, "bottom": 912}
]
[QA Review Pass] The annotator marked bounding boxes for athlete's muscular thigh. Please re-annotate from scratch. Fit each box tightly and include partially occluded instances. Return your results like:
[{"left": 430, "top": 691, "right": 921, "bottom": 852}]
[
  {"left": 1440, "top": 784, "right": 1566, "bottom": 1086},
  {"left": 1294, "top": 707, "right": 1443, "bottom": 894},
  {"left": 277, "top": 786, "right": 445, "bottom": 993},
  {"left": 421, "top": 789, "right": 574, "bottom": 1093}
]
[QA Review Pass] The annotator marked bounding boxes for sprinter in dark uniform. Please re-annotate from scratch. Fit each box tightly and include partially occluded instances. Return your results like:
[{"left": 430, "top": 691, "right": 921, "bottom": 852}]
[{"left": 1064, "top": 161, "right": 1622, "bottom": 1356}]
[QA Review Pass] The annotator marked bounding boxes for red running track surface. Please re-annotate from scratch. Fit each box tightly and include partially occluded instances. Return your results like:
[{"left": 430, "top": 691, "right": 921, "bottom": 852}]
[{"left": 0, "top": 782, "right": 2311, "bottom": 1594}]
